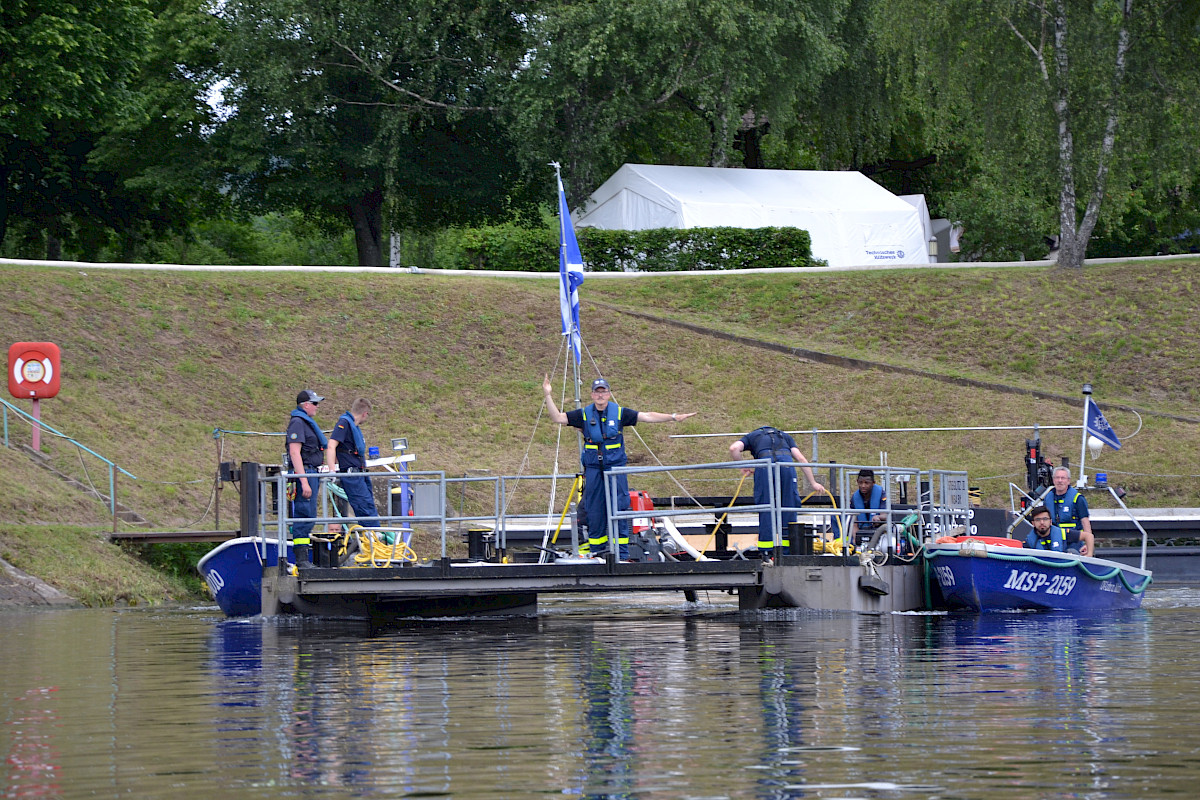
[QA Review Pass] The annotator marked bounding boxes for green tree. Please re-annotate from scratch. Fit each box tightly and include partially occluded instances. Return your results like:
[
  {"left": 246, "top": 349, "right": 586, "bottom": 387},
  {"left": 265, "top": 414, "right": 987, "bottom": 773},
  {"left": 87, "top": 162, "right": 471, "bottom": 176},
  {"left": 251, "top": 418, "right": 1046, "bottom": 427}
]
[
  {"left": 87, "top": 0, "right": 227, "bottom": 260},
  {"left": 0, "top": 0, "right": 154, "bottom": 256},
  {"left": 879, "top": 0, "right": 1200, "bottom": 266},
  {"left": 507, "top": 0, "right": 850, "bottom": 205},
  {"left": 214, "top": 0, "right": 533, "bottom": 266}
]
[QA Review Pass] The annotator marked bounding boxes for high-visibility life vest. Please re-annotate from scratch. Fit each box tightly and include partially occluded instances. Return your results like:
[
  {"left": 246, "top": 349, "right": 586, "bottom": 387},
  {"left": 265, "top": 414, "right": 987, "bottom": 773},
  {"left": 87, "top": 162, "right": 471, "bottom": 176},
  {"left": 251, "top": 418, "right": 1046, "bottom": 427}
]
[
  {"left": 580, "top": 403, "right": 626, "bottom": 469},
  {"left": 1047, "top": 488, "right": 1086, "bottom": 530}
]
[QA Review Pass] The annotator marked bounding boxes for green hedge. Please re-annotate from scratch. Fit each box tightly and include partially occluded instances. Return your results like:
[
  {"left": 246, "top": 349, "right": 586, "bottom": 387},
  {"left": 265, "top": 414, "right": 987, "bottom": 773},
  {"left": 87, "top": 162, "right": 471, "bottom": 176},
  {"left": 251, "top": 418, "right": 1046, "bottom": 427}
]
[{"left": 452, "top": 224, "right": 822, "bottom": 272}]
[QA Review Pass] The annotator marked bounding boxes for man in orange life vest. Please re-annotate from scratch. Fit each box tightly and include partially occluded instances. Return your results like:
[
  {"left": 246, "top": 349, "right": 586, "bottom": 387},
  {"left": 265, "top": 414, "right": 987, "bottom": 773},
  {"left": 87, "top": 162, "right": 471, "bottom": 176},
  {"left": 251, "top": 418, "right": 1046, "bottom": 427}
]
[{"left": 543, "top": 375, "right": 696, "bottom": 560}]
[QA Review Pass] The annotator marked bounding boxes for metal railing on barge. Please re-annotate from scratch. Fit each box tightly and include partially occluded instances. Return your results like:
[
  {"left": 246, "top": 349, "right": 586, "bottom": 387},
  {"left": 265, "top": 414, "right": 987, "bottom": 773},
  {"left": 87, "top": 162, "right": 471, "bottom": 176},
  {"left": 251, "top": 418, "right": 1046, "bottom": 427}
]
[{"left": 233, "top": 458, "right": 974, "bottom": 607}]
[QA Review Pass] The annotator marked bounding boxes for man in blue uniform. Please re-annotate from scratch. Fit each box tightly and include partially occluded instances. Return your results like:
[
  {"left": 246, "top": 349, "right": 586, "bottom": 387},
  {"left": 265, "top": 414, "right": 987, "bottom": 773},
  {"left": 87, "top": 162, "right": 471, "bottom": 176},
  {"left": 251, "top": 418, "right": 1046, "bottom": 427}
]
[
  {"left": 1046, "top": 466, "right": 1094, "bottom": 556},
  {"left": 324, "top": 397, "right": 379, "bottom": 530},
  {"left": 730, "top": 426, "right": 826, "bottom": 561},
  {"left": 286, "top": 389, "right": 327, "bottom": 564},
  {"left": 1024, "top": 504, "right": 1068, "bottom": 551},
  {"left": 543, "top": 375, "right": 696, "bottom": 560}
]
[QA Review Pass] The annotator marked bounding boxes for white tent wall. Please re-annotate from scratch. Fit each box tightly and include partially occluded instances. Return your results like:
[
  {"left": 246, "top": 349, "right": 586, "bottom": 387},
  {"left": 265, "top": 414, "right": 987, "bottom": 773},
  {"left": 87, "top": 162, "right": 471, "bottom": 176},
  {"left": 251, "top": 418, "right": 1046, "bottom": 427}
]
[
  {"left": 900, "top": 194, "right": 935, "bottom": 264},
  {"left": 574, "top": 164, "right": 930, "bottom": 268}
]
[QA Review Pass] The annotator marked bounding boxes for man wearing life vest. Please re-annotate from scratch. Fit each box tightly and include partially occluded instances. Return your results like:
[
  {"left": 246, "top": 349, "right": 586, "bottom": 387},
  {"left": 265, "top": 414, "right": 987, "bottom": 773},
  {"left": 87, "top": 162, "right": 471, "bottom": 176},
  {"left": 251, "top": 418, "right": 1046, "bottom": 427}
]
[
  {"left": 1046, "top": 466, "right": 1095, "bottom": 556},
  {"left": 1024, "top": 504, "right": 1068, "bottom": 551},
  {"left": 730, "top": 426, "right": 826, "bottom": 562},
  {"left": 848, "top": 468, "right": 888, "bottom": 546},
  {"left": 286, "top": 389, "right": 327, "bottom": 564},
  {"left": 543, "top": 375, "right": 696, "bottom": 560},
  {"left": 324, "top": 397, "right": 379, "bottom": 530}
]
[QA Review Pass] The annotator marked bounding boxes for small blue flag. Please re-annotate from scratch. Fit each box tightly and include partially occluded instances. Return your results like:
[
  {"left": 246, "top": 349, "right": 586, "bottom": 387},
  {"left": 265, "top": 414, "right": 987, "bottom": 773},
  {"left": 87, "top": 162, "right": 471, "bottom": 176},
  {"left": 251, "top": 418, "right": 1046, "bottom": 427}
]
[
  {"left": 558, "top": 174, "right": 584, "bottom": 364},
  {"left": 1085, "top": 397, "right": 1121, "bottom": 451}
]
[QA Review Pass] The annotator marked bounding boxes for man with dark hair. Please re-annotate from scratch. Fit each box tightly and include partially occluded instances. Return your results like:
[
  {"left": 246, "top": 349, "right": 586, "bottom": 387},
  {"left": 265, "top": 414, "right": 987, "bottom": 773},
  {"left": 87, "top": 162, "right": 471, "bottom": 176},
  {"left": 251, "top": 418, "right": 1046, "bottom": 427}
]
[
  {"left": 848, "top": 468, "right": 888, "bottom": 545},
  {"left": 325, "top": 397, "right": 379, "bottom": 530},
  {"left": 730, "top": 426, "right": 826, "bottom": 561},
  {"left": 1024, "top": 504, "right": 1068, "bottom": 551},
  {"left": 286, "top": 390, "right": 327, "bottom": 564}
]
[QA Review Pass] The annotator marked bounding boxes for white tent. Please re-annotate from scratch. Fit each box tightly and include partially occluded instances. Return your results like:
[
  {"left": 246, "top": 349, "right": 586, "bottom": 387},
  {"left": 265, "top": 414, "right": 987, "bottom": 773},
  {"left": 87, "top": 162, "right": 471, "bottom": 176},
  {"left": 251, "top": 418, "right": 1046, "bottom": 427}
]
[{"left": 574, "top": 164, "right": 930, "bottom": 268}]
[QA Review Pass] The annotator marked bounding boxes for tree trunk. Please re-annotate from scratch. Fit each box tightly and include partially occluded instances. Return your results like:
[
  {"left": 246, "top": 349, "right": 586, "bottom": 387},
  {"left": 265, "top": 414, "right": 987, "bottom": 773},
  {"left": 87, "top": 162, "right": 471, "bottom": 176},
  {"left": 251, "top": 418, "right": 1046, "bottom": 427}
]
[
  {"left": 346, "top": 188, "right": 385, "bottom": 266},
  {"left": 734, "top": 113, "right": 770, "bottom": 170},
  {"left": 1051, "top": 0, "right": 1134, "bottom": 269},
  {"left": 45, "top": 215, "right": 63, "bottom": 261},
  {"left": 1051, "top": 0, "right": 1082, "bottom": 268},
  {"left": 0, "top": 164, "right": 10, "bottom": 248}
]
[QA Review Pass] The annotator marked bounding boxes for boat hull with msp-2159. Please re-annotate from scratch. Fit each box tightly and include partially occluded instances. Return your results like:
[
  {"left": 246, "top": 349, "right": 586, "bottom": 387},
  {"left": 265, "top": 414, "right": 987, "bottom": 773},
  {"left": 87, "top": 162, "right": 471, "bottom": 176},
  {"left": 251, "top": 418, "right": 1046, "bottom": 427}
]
[{"left": 925, "top": 536, "right": 1152, "bottom": 612}]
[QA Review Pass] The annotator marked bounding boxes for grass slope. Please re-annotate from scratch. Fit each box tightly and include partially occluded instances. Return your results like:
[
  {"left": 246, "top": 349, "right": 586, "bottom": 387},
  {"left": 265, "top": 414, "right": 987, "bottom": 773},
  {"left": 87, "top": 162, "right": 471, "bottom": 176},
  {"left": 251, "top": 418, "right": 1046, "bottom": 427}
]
[{"left": 1, "top": 259, "right": 1197, "bottom": 601}]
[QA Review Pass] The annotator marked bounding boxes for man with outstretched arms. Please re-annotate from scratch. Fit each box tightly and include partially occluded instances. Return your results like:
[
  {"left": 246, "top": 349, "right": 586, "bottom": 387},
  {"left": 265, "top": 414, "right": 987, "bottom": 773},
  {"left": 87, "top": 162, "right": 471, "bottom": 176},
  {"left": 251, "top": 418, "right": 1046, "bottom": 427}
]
[{"left": 543, "top": 375, "right": 696, "bottom": 560}]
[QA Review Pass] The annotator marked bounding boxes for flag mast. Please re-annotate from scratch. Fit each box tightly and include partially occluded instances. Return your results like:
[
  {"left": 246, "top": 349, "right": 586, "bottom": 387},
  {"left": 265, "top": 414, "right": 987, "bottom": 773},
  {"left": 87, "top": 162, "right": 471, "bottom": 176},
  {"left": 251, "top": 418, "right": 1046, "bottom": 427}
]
[
  {"left": 553, "top": 162, "right": 589, "bottom": 561},
  {"left": 553, "top": 161, "right": 584, "bottom": 412},
  {"left": 1077, "top": 383, "right": 1094, "bottom": 487}
]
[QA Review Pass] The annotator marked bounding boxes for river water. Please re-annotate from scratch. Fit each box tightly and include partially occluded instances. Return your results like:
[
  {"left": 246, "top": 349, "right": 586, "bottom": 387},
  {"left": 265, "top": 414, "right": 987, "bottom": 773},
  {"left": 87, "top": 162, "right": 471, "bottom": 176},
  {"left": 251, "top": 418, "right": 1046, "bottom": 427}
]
[{"left": 4, "top": 588, "right": 1200, "bottom": 799}]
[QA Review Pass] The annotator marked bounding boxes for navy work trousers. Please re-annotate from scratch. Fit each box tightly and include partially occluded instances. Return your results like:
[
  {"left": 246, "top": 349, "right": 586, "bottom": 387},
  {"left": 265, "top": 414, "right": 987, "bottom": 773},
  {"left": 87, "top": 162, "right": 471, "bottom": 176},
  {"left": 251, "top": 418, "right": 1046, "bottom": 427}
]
[
  {"left": 754, "top": 463, "right": 800, "bottom": 554},
  {"left": 583, "top": 466, "right": 631, "bottom": 560},
  {"left": 339, "top": 472, "right": 379, "bottom": 528}
]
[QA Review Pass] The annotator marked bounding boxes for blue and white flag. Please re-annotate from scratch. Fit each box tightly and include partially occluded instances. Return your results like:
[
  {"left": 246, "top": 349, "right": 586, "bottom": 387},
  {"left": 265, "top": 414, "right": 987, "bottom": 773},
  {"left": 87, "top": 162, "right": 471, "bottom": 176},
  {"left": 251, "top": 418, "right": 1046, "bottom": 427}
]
[
  {"left": 558, "top": 174, "right": 584, "bottom": 364},
  {"left": 1085, "top": 397, "right": 1121, "bottom": 451}
]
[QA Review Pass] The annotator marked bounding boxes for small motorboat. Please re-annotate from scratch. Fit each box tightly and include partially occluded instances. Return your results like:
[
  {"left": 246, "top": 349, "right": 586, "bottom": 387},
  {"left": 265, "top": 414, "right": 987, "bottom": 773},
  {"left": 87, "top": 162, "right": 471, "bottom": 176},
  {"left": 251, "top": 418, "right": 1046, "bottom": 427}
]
[
  {"left": 198, "top": 538, "right": 292, "bottom": 617},
  {"left": 925, "top": 535, "right": 1152, "bottom": 612}
]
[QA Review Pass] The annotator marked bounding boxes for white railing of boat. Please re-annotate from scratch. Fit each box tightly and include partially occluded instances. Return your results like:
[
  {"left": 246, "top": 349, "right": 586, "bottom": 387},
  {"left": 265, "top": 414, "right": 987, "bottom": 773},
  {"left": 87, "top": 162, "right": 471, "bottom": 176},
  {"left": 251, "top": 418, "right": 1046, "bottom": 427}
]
[{"left": 261, "top": 461, "right": 972, "bottom": 564}]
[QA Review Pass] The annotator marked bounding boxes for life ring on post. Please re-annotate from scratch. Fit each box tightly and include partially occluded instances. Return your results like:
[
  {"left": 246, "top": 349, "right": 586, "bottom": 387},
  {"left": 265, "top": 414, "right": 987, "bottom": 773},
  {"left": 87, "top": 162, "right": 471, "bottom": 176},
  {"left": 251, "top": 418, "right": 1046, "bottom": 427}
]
[{"left": 8, "top": 342, "right": 61, "bottom": 400}]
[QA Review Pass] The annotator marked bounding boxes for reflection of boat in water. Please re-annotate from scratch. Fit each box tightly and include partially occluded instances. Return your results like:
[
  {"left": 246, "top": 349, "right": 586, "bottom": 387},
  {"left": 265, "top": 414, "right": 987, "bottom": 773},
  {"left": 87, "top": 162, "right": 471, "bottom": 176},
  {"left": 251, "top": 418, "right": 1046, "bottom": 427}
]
[{"left": 925, "top": 535, "right": 1152, "bottom": 611}]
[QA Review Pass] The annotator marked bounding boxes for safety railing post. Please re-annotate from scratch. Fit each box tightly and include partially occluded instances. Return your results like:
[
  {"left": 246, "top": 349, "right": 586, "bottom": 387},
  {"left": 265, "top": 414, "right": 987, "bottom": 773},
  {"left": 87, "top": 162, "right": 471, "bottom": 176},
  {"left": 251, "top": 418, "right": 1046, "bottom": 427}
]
[
  {"left": 111, "top": 464, "right": 118, "bottom": 534},
  {"left": 440, "top": 472, "right": 448, "bottom": 560},
  {"left": 770, "top": 461, "right": 782, "bottom": 551},
  {"left": 277, "top": 473, "right": 289, "bottom": 564}
]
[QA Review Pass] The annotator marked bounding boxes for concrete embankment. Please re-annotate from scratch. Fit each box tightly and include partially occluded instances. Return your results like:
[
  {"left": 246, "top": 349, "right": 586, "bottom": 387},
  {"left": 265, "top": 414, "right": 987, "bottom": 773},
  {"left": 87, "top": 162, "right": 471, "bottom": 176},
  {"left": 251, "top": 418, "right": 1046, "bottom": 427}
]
[{"left": 0, "top": 558, "right": 77, "bottom": 608}]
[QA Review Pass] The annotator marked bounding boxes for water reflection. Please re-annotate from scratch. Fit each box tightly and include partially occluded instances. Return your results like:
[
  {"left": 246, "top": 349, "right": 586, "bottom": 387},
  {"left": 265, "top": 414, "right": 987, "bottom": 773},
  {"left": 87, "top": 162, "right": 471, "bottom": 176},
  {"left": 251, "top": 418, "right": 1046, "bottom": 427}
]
[{"left": 3, "top": 594, "right": 1200, "bottom": 798}]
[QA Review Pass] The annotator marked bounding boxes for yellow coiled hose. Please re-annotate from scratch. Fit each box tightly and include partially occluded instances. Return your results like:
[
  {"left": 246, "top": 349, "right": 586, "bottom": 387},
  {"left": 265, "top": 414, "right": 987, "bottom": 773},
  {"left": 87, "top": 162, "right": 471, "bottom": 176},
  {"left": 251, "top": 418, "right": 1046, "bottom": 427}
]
[{"left": 348, "top": 524, "right": 417, "bottom": 567}]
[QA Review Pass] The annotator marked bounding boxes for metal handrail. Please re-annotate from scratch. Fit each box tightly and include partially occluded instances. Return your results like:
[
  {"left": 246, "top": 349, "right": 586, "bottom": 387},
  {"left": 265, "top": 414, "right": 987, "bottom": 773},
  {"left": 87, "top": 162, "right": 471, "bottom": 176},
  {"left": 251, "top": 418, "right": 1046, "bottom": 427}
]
[
  {"left": 670, "top": 423, "right": 1081, "bottom": 463},
  {"left": 1, "top": 396, "right": 136, "bottom": 520}
]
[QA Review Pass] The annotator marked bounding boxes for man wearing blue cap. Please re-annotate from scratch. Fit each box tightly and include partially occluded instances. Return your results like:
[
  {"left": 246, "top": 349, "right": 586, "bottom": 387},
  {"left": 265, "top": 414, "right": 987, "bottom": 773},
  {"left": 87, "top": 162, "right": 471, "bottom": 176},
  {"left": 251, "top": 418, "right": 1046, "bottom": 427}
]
[{"left": 543, "top": 375, "right": 696, "bottom": 560}]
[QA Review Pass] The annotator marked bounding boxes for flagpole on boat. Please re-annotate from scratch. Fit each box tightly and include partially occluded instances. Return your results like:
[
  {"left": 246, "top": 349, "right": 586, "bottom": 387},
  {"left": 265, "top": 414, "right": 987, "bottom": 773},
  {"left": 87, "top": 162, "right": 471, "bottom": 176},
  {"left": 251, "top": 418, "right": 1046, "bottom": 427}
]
[
  {"left": 1077, "top": 383, "right": 1093, "bottom": 488},
  {"left": 555, "top": 163, "right": 582, "bottom": 415}
]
